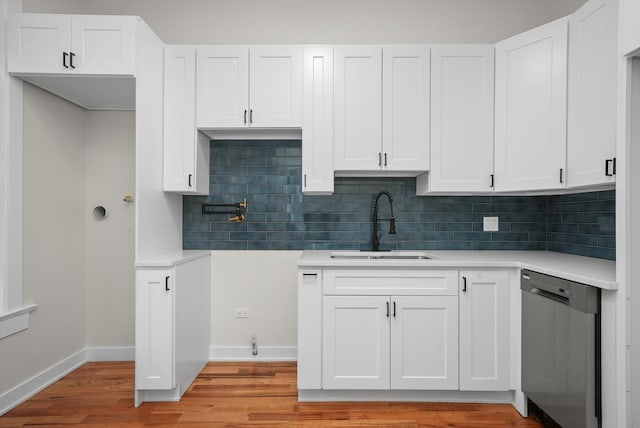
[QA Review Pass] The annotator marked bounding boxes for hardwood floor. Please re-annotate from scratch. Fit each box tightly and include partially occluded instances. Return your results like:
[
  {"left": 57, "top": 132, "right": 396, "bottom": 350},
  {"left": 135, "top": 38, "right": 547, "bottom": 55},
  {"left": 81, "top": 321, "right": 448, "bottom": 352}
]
[{"left": 1, "top": 362, "right": 543, "bottom": 427}]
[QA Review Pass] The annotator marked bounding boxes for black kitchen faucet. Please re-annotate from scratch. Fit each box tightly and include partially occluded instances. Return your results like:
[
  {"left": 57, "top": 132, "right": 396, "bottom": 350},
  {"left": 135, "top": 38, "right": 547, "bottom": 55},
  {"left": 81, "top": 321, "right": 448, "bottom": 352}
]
[{"left": 371, "top": 191, "right": 396, "bottom": 251}]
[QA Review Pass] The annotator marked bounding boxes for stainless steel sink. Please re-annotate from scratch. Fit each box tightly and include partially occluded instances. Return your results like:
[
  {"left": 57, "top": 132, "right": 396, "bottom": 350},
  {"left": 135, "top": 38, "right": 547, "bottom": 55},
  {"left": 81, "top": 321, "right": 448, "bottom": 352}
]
[{"left": 330, "top": 251, "right": 435, "bottom": 260}]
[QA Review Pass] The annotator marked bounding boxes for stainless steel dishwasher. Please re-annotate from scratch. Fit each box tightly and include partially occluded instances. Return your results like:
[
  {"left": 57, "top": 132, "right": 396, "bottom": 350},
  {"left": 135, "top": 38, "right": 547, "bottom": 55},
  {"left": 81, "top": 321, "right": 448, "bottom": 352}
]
[{"left": 521, "top": 269, "right": 601, "bottom": 428}]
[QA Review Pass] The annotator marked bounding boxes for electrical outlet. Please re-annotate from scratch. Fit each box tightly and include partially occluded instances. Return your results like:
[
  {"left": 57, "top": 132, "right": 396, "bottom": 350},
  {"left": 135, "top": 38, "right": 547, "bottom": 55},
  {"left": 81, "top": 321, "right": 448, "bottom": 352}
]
[
  {"left": 234, "top": 308, "right": 250, "bottom": 318},
  {"left": 483, "top": 216, "right": 499, "bottom": 232}
]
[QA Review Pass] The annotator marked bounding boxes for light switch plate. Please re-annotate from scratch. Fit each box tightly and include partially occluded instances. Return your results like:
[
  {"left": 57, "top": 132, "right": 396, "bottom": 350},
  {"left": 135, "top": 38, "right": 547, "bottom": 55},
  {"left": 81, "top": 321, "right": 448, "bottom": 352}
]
[{"left": 483, "top": 216, "right": 499, "bottom": 232}]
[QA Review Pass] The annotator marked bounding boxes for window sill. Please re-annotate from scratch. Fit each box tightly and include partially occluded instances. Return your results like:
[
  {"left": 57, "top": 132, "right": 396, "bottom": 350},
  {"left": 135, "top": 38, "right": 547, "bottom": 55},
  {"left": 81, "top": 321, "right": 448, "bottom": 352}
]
[{"left": 0, "top": 304, "right": 37, "bottom": 339}]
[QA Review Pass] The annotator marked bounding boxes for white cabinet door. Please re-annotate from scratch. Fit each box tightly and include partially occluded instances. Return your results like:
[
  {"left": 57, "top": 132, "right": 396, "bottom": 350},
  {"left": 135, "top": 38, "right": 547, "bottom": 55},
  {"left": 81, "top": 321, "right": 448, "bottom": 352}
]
[
  {"left": 7, "top": 14, "right": 135, "bottom": 75},
  {"left": 495, "top": 18, "right": 568, "bottom": 192},
  {"left": 69, "top": 15, "right": 136, "bottom": 75},
  {"left": 427, "top": 46, "right": 495, "bottom": 193},
  {"left": 135, "top": 269, "right": 174, "bottom": 390},
  {"left": 163, "top": 46, "right": 210, "bottom": 195},
  {"left": 334, "top": 46, "right": 382, "bottom": 171},
  {"left": 196, "top": 46, "right": 302, "bottom": 128},
  {"left": 382, "top": 46, "right": 429, "bottom": 172},
  {"left": 391, "top": 296, "right": 459, "bottom": 390},
  {"left": 8, "top": 14, "right": 70, "bottom": 74},
  {"left": 567, "top": 0, "right": 618, "bottom": 188},
  {"left": 322, "top": 295, "right": 390, "bottom": 389},
  {"left": 302, "top": 47, "right": 334, "bottom": 194},
  {"left": 459, "top": 271, "right": 510, "bottom": 391},
  {"left": 250, "top": 46, "right": 302, "bottom": 127},
  {"left": 297, "top": 270, "right": 323, "bottom": 390},
  {"left": 196, "top": 46, "right": 249, "bottom": 128}
]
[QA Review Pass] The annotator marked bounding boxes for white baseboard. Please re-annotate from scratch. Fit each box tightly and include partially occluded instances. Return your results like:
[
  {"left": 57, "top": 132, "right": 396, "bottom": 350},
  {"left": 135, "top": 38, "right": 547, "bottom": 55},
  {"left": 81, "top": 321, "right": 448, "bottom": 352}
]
[
  {"left": 0, "top": 349, "right": 87, "bottom": 416},
  {"left": 86, "top": 346, "right": 134, "bottom": 362},
  {"left": 209, "top": 346, "right": 297, "bottom": 361}
]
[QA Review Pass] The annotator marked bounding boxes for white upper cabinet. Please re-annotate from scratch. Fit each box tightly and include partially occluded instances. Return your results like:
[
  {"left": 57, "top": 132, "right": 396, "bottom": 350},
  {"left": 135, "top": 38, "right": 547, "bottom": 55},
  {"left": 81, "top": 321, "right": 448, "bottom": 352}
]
[
  {"left": 422, "top": 45, "right": 495, "bottom": 194},
  {"left": 250, "top": 47, "right": 303, "bottom": 127},
  {"left": 334, "top": 46, "right": 383, "bottom": 171},
  {"left": 196, "top": 46, "right": 248, "bottom": 128},
  {"left": 302, "top": 47, "right": 334, "bottom": 194},
  {"left": 196, "top": 46, "right": 302, "bottom": 128},
  {"left": 8, "top": 13, "right": 136, "bottom": 75},
  {"left": 567, "top": 0, "right": 618, "bottom": 188},
  {"left": 382, "top": 46, "right": 430, "bottom": 172},
  {"left": 494, "top": 18, "right": 568, "bottom": 192},
  {"left": 334, "top": 46, "right": 429, "bottom": 174},
  {"left": 163, "top": 45, "right": 210, "bottom": 195}
]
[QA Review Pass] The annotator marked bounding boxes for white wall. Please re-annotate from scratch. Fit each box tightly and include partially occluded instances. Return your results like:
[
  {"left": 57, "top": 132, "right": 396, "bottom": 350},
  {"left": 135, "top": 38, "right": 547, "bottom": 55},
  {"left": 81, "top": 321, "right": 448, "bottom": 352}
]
[
  {"left": 24, "top": 0, "right": 585, "bottom": 44},
  {"left": 0, "top": 84, "right": 86, "bottom": 393},
  {"left": 210, "top": 251, "right": 301, "bottom": 353},
  {"left": 84, "top": 111, "right": 135, "bottom": 347}
]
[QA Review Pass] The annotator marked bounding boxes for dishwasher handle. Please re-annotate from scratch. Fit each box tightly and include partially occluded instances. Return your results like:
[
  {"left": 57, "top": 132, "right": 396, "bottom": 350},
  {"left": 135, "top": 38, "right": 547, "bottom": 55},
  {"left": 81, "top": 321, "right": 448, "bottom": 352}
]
[{"left": 528, "top": 286, "right": 569, "bottom": 306}]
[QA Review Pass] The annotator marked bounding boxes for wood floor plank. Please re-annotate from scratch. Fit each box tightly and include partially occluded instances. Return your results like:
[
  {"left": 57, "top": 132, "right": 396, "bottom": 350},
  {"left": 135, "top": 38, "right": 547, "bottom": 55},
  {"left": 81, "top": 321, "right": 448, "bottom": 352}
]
[{"left": 0, "top": 362, "right": 544, "bottom": 427}]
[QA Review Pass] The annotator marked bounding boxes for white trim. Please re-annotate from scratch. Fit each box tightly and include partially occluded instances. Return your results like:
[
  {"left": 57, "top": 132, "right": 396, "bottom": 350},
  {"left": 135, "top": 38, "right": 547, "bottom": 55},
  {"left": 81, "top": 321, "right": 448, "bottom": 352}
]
[
  {"left": 0, "top": 346, "right": 136, "bottom": 415},
  {"left": 298, "top": 389, "right": 514, "bottom": 403},
  {"left": 0, "top": 0, "right": 25, "bottom": 323},
  {"left": 0, "top": 304, "right": 36, "bottom": 339},
  {"left": 86, "top": 346, "right": 134, "bottom": 362},
  {"left": 209, "top": 346, "right": 297, "bottom": 361},
  {"left": 0, "top": 349, "right": 86, "bottom": 416}
]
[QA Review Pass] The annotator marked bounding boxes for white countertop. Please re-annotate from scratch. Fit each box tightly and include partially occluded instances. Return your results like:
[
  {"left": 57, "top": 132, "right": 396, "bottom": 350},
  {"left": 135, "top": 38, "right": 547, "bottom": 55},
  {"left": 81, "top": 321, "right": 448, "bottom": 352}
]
[
  {"left": 135, "top": 250, "right": 210, "bottom": 268},
  {"left": 298, "top": 250, "right": 617, "bottom": 290}
]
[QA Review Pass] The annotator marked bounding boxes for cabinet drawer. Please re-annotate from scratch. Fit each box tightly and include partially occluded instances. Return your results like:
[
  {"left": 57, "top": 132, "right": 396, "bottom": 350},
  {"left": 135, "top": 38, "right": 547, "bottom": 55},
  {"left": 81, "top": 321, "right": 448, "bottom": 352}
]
[{"left": 323, "top": 269, "right": 458, "bottom": 295}]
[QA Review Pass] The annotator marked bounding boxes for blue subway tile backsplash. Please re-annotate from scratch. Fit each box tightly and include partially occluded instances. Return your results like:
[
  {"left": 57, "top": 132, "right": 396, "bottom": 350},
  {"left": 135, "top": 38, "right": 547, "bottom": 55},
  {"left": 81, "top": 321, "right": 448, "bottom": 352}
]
[{"left": 183, "top": 140, "right": 616, "bottom": 260}]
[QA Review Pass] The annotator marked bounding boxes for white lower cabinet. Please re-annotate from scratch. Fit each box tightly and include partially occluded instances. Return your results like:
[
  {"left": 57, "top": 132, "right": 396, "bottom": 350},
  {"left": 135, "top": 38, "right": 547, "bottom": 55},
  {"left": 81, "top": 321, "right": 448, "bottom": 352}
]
[
  {"left": 391, "top": 295, "right": 459, "bottom": 390},
  {"left": 322, "top": 294, "right": 458, "bottom": 390},
  {"left": 299, "top": 266, "right": 513, "bottom": 398},
  {"left": 322, "top": 295, "right": 390, "bottom": 389},
  {"left": 459, "top": 270, "right": 511, "bottom": 391},
  {"left": 135, "top": 252, "right": 210, "bottom": 406},
  {"left": 135, "top": 268, "right": 175, "bottom": 390}
]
